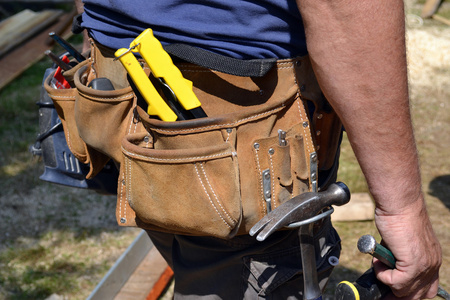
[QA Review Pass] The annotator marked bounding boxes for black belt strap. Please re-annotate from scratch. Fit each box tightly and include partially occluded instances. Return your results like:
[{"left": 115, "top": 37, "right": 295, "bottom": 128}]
[
  {"left": 164, "top": 44, "right": 277, "bottom": 78},
  {"left": 73, "top": 14, "right": 277, "bottom": 77}
]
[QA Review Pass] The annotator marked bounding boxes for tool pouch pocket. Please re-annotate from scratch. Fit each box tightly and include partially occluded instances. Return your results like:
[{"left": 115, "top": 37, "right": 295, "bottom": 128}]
[
  {"left": 73, "top": 65, "right": 144, "bottom": 164},
  {"left": 122, "top": 126, "right": 241, "bottom": 238},
  {"left": 44, "top": 61, "right": 90, "bottom": 167}
]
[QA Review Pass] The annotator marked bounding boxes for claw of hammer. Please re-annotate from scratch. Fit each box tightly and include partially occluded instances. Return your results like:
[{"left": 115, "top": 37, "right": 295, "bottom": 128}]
[{"left": 249, "top": 182, "right": 350, "bottom": 241}]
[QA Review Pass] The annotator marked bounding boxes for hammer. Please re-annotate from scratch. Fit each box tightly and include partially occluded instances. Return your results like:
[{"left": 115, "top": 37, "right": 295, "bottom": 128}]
[
  {"left": 250, "top": 182, "right": 351, "bottom": 300},
  {"left": 335, "top": 235, "right": 450, "bottom": 300}
]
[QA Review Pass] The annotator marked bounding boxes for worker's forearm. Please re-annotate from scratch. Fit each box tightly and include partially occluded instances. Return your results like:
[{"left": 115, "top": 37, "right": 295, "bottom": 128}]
[{"left": 296, "top": 0, "right": 422, "bottom": 213}]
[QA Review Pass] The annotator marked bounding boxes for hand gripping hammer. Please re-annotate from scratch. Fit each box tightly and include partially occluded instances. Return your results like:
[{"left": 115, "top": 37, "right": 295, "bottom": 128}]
[
  {"left": 335, "top": 234, "right": 450, "bottom": 300},
  {"left": 250, "top": 182, "right": 351, "bottom": 300}
]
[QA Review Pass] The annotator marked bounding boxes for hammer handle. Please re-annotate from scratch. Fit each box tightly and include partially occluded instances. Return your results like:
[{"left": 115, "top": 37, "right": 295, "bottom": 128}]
[{"left": 336, "top": 236, "right": 449, "bottom": 300}]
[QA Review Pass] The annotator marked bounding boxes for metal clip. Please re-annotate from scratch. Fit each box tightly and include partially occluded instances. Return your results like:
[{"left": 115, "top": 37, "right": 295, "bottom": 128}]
[
  {"left": 278, "top": 129, "right": 287, "bottom": 146},
  {"left": 262, "top": 169, "right": 272, "bottom": 213},
  {"left": 310, "top": 152, "right": 318, "bottom": 192},
  {"left": 113, "top": 43, "right": 140, "bottom": 61}
]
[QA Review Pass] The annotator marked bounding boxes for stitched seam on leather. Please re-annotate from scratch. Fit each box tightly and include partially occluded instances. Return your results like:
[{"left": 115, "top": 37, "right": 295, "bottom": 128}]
[
  {"left": 126, "top": 157, "right": 132, "bottom": 217},
  {"left": 122, "top": 148, "right": 232, "bottom": 162},
  {"left": 296, "top": 98, "right": 312, "bottom": 155},
  {"left": 63, "top": 128, "right": 86, "bottom": 161},
  {"left": 225, "top": 130, "right": 231, "bottom": 143},
  {"left": 119, "top": 162, "right": 126, "bottom": 220},
  {"left": 127, "top": 107, "right": 135, "bottom": 135},
  {"left": 254, "top": 147, "right": 266, "bottom": 214},
  {"left": 200, "top": 163, "right": 236, "bottom": 224},
  {"left": 269, "top": 152, "right": 276, "bottom": 210},
  {"left": 150, "top": 106, "right": 284, "bottom": 134},
  {"left": 77, "top": 92, "right": 135, "bottom": 102},
  {"left": 194, "top": 163, "right": 232, "bottom": 229},
  {"left": 48, "top": 95, "right": 76, "bottom": 100}
]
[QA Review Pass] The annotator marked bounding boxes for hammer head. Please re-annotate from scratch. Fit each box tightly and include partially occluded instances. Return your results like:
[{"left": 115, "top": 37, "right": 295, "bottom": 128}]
[{"left": 249, "top": 182, "right": 350, "bottom": 241}]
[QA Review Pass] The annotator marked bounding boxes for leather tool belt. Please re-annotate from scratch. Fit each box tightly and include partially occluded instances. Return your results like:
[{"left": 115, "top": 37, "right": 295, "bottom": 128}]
[{"left": 44, "top": 39, "right": 342, "bottom": 239}]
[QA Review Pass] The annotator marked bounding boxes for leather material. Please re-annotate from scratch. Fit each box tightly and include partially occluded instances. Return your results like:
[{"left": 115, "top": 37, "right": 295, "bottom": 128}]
[{"left": 47, "top": 40, "right": 343, "bottom": 239}]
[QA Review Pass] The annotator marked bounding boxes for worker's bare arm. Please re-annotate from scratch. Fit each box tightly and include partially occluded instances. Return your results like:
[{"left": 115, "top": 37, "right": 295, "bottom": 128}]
[{"left": 295, "top": 1, "right": 441, "bottom": 299}]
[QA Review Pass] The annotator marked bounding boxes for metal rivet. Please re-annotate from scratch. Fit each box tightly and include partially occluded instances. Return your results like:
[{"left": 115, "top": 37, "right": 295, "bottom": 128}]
[
  {"left": 259, "top": 90, "right": 264, "bottom": 96},
  {"left": 296, "top": 60, "right": 301, "bottom": 67},
  {"left": 317, "top": 114, "right": 323, "bottom": 120},
  {"left": 265, "top": 190, "right": 271, "bottom": 197},
  {"left": 311, "top": 172, "right": 317, "bottom": 180},
  {"left": 226, "top": 128, "right": 232, "bottom": 133},
  {"left": 122, "top": 180, "right": 126, "bottom": 186},
  {"left": 264, "top": 172, "right": 270, "bottom": 180},
  {"left": 268, "top": 148, "right": 275, "bottom": 155},
  {"left": 328, "top": 256, "right": 339, "bottom": 266},
  {"left": 254, "top": 143, "right": 260, "bottom": 149},
  {"left": 303, "top": 121, "right": 309, "bottom": 128},
  {"left": 316, "top": 130, "right": 321, "bottom": 136},
  {"left": 120, "top": 218, "right": 126, "bottom": 223},
  {"left": 300, "top": 85, "right": 306, "bottom": 92},
  {"left": 143, "top": 136, "right": 150, "bottom": 143},
  {"left": 311, "top": 153, "right": 318, "bottom": 162},
  {"left": 317, "top": 145, "right": 321, "bottom": 150}
]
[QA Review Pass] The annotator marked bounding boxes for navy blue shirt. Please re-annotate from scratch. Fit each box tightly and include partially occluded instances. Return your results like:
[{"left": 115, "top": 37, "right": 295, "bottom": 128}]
[{"left": 81, "top": 0, "right": 307, "bottom": 59}]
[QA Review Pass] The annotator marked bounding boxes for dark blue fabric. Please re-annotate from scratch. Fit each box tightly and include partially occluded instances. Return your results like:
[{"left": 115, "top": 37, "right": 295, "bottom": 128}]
[{"left": 81, "top": 0, "right": 307, "bottom": 59}]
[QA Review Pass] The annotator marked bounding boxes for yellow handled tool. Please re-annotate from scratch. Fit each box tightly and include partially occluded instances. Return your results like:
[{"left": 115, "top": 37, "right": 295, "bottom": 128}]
[
  {"left": 115, "top": 48, "right": 177, "bottom": 121},
  {"left": 115, "top": 28, "right": 206, "bottom": 121},
  {"left": 131, "top": 29, "right": 202, "bottom": 111}
]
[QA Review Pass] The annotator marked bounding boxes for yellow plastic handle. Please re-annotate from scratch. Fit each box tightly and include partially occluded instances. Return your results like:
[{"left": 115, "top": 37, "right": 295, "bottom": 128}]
[
  {"left": 130, "top": 29, "right": 202, "bottom": 111},
  {"left": 114, "top": 48, "right": 177, "bottom": 122}
]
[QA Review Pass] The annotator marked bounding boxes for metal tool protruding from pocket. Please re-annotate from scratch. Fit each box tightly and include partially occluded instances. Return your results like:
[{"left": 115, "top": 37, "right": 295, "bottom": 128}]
[
  {"left": 250, "top": 182, "right": 350, "bottom": 241},
  {"left": 251, "top": 182, "right": 351, "bottom": 300}
]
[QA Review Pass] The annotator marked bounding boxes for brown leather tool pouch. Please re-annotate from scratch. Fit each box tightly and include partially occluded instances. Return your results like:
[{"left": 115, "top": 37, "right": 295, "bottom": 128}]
[
  {"left": 47, "top": 39, "right": 342, "bottom": 239},
  {"left": 117, "top": 56, "right": 341, "bottom": 239}
]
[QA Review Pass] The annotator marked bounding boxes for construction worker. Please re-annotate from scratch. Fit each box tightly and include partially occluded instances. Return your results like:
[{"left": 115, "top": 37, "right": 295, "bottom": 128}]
[{"left": 74, "top": 1, "right": 442, "bottom": 299}]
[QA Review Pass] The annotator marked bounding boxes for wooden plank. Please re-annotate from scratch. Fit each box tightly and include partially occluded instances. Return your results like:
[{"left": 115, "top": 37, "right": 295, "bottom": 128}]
[
  {"left": 146, "top": 266, "right": 174, "bottom": 300},
  {"left": 0, "top": 9, "right": 63, "bottom": 57},
  {"left": 331, "top": 193, "right": 375, "bottom": 222},
  {"left": 0, "top": 10, "right": 73, "bottom": 90},
  {"left": 114, "top": 247, "right": 170, "bottom": 300},
  {"left": 421, "top": 0, "right": 443, "bottom": 18},
  {"left": 432, "top": 14, "right": 450, "bottom": 26}
]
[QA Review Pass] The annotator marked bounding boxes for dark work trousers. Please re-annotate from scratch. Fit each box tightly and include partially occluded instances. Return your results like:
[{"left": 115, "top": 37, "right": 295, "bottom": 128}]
[{"left": 146, "top": 217, "right": 341, "bottom": 299}]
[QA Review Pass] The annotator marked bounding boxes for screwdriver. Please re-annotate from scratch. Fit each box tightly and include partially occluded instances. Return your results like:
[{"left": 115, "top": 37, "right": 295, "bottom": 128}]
[
  {"left": 45, "top": 50, "right": 72, "bottom": 71},
  {"left": 49, "top": 32, "right": 86, "bottom": 63}
]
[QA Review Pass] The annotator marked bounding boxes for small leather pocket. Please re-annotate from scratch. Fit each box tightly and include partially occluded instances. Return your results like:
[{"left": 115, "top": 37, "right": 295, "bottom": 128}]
[
  {"left": 252, "top": 124, "right": 309, "bottom": 212},
  {"left": 74, "top": 65, "right": 143, "bottom": 164},
  {"left": 122, "top": 131, "right": 242, "bottom": 239},
  {"left": 44, "top": 71, "right": 88, "bottom": 165}
]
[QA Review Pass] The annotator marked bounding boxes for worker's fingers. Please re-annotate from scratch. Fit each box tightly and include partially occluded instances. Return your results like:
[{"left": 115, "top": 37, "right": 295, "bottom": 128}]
[{"left": 373, "top": 258, "right": 440, "bottom": 300}]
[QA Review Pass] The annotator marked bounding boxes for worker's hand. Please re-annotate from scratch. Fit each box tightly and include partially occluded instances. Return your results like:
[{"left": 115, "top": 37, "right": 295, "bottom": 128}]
[{"left": 374, "top": 197, "right": 442, "bottom": 300}]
